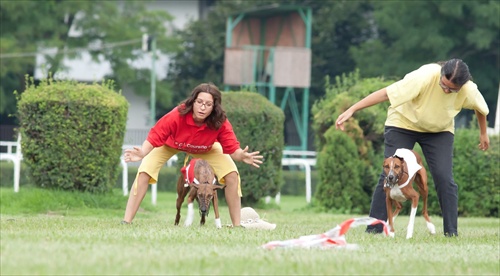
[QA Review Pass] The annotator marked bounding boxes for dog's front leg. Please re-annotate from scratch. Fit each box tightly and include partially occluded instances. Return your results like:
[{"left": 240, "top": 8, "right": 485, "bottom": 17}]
[
  {"left": 406, "top": 189, "right": 420, "bottom": 239},
  {"left": 407, "top": 205, "right": 417, "bottom": 239},
  {"left": 415, "top": 172, "right": 436, "bottom": 235},
  {"left": 184, "top": 189, "right": 197, "bottom": 227},
  {"left": 213, "top": 191, "right": 221, "bottom": 228},
  {"left": 175, "top": 176, "right": 188, "bottom": 226},
  {"left": 392, "top": 201, "right": 403, "bottom": 222},
  {"left": 385, "top": 189, "right": 395, "bottom": 238}
]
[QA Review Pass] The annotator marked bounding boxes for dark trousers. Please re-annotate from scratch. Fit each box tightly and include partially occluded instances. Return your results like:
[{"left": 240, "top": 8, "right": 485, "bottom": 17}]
[{"left": 367, "top": 126, "right": 458, "bottom": 236}]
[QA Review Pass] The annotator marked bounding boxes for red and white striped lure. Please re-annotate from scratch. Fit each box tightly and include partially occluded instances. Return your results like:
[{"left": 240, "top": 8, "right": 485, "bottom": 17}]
[{"left": 262, "top": 217, "right": 389, "bottom": 250}]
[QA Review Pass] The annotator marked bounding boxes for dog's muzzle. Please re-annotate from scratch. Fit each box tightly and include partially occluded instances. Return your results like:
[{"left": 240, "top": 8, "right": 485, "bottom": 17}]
[
  {"left": 199, "top": 208, "right": 209, "bottom": 216},
  {"left": 384, "top": 172, "right": 399, "bottom": 188}
]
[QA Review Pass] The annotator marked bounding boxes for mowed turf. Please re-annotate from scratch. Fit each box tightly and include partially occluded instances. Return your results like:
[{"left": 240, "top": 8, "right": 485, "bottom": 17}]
[{"left": 1, "top": 187, "right": 498, "bottom": 275}]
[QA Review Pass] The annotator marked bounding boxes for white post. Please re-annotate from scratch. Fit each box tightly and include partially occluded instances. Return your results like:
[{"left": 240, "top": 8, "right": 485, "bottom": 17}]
[
  {"left": 305, "top": 163, "right": 311, "bottom": 203},
  {"left": 281, "top": 157, "right": 315, "bottom": 204},
  {"left": 488, "top": 84, "right": 500, "bottom": 136},
  {"left": 121, "top": 158, "right": 128, "bottom": 196},
  {"left": 13, "top": 158, "right": 20, "bottom": 193},
  {"left": 14, "top": 134, "right": 21, "bottom": 192},
  {"left": 265, "top": 196, "right": 271, "bottom": 204},
  {"left": 494, "top": 84, "right": 500, "bottom": 134}
]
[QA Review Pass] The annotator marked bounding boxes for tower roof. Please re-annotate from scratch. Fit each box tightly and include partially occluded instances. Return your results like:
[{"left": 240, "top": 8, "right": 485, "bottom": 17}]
[{"left": 231, "top": 4, "right": 310, "bottom": 18}]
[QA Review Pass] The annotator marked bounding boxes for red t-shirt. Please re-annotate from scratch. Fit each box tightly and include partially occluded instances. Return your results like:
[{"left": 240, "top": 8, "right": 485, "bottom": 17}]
[{"left": 146, "top": 106, "right": 240, "bottom": 154}]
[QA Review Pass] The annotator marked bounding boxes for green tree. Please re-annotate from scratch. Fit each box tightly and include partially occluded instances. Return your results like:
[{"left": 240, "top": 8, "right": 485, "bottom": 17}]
[
  {"left": 315, "top": 128, "right": 371, "bottom": 214},
  {"left": 311, "top": 72, "right": 393, "bottom": 213},
  {"left": 0, "top": 0, "right": 178, "bottom": 124},
  {"left": 350, "top": 0, "right": 500, "bottom": 127},
  {"left": 165, "top": 0, "right": 498, "bottom": 132}
]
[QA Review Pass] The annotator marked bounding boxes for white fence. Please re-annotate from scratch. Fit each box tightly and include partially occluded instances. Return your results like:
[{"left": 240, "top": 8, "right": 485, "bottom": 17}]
[
  {"left": 1, "top": 139, "right": 317, "bottom": 205},
  {"left": 119, "top": 147, "right": 316, "bottom": 205},
  {"left": 277, "top": 150, "right": 317, "bottom": 204},
  {"left": 0, "top": 135, "right": 22, "bottom": 193},
  {"left": 120, "top": 145, "right": 179, "bottom": 205}
]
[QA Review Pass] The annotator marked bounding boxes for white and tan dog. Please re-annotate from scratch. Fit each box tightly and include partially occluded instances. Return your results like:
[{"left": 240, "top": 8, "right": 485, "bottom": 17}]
[{"left": 383, "top": 149, "right": 436, "bottom": 239}]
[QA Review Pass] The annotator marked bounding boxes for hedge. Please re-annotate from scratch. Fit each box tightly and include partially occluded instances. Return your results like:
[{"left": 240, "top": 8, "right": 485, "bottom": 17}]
[
  {"left": 221, "top": 91, "right": 285, "bottom": 205},
  {"left": 16, "top": 77, "right": 128, "bottom": 193}
]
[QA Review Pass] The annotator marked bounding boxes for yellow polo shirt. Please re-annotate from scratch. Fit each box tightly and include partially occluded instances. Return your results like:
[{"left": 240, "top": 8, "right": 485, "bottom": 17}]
[{"left": 385, "top": 63, "right": 489, "bottom": 133}]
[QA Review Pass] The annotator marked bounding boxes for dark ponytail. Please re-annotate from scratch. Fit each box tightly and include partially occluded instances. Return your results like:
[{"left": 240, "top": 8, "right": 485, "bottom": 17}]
[{"left": 439, "top": 58, "right": 472, "bottom": 86}]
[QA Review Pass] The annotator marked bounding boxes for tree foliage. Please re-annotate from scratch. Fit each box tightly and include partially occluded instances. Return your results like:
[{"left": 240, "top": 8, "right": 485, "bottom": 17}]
[
  {"left": 312, "top": 71, "right": 393, "bottom": 213},
  {"left": 315, "top": 128, "right": 371, "bottom": 214},
  {"left": 453, "top": 122, "right": 499, "bottom": 217},
  {"left": 312, "top": 71, "right": 393, "bottom": 154},
  {"left": 0, "top": 0, "right": 178, "bottom": 123},
  {"left": 165, "top": 0, "right": 498, "bottom": 129},
  {"left": 3, "top": 0, "right": 497, "bottom": 131},
  {"left": 350, "top": 0, "right": 500, "bottom": 126}
]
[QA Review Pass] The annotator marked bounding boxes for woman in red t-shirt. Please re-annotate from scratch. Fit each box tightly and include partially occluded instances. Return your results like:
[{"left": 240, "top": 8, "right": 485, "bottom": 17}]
[{"left": 122, "top": 83, "right": 263, "bottom": 226}]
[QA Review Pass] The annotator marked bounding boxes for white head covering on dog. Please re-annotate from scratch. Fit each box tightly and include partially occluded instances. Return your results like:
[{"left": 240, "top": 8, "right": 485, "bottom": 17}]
[
  {"left": 393, "top": 148, "right": 422, "bottom": 188},
  {"left": 240, "top": 207, "right": 276, "bottom": 230}
]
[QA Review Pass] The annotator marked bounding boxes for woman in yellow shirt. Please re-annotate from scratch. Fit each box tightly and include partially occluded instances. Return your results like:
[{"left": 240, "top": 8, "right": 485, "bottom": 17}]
[{"left": 335, "top": 59, "right": 489, "bottom": 237}]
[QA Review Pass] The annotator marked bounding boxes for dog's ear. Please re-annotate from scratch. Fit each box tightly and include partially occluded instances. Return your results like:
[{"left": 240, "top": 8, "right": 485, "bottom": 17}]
[
  {"left": 212, "top": 184, "right": 225, "bottom": 190},
  {"left": 383, "top": 158, "right": 390, "bottom": 169},
  {"left": 396, "top": 156, "right": 405, "bottom": 164},
  {"left": 188, "top": 182, "right": 199, "bottom": 189}
]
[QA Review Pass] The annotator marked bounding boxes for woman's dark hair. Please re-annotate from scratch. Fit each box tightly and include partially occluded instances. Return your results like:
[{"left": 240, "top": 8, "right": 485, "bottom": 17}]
[
  {"left": 178, "top": 83, "right": 227, "bottom": 130},
  {"left": 438, "top": 58, "right": 472, "bottom": 86}
]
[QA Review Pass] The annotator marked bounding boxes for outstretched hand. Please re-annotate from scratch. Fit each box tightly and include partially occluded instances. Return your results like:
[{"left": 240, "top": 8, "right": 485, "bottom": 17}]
[
  {"left": 123, "top": 146, "right": 144, "bottom": 163},
  {"left": 241, "top": 145, "right": 263, "bottom": 168},
  {"left": 478, "top": 133, "right": 490, "bottom": 151},
  {"left": 335, "top": 109, "right": 354, "bottom": 131}
]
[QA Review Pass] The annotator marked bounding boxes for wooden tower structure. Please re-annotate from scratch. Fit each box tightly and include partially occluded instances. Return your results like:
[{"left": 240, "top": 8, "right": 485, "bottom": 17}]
[{"left": 223, "top": 4, "right": 312, "bottom": 150}]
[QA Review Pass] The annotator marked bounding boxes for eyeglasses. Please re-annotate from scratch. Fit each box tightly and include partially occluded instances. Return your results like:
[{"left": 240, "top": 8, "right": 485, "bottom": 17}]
[
  {"left": 194, "top": 98, "right": 213, "bottom": 108},
  {"left": 439, "top": 78, "right": 460, "bottom": 93}
]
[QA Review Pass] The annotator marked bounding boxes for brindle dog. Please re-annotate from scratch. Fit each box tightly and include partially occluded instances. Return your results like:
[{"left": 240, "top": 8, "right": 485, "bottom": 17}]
[
  {"left": 383, "top": 149, "right": 436, "bottom": 239},
  {"left": 175, "top": 158, "right": 224, "bottom": 228}
]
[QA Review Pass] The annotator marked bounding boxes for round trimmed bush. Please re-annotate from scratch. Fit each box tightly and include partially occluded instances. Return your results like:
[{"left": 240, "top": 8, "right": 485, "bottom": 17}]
[
  {"left": 17, "top": 77, "right": 128, "bottom": 193},
  {"left": 223, "top": 91, "right": 285, "bottom": 204}
]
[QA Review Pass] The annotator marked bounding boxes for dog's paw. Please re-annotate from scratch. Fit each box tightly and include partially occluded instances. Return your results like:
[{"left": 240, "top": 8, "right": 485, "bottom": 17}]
[
  {"left": 388, "top": 232, "right": 395, "bottom": 238},
  {"left": 427, "top": 222, "right": 436, "bottom": 235},
  {"left": 406, "top": 233, "right": 413, "bottom": 239},
  {"left": 215, "top": 218, "right": 222, "bottom": 228}
]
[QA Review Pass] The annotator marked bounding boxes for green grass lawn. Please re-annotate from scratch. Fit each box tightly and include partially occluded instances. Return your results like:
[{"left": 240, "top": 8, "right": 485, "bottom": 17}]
[{"left": 1, "top": 187, "right": 499, "bottom": 275}]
